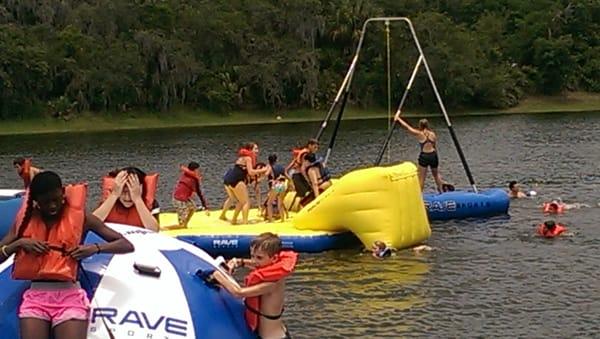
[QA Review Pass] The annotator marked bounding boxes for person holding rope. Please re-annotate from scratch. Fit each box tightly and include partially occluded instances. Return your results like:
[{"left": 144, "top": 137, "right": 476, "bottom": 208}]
[{"left": 395, "top": 114, "right": 447, "bottom": 193}]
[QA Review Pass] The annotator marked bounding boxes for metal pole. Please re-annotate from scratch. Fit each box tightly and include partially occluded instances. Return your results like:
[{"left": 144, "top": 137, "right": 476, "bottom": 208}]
[
  {"left": 375, "top": 55, "right": 423, "bottom": 165},
  {"left": 385, "top": 20, "right": 392, "bottom": 163},
  {"left": 315, "top": 56, "right": 356, "bottom": 140}
]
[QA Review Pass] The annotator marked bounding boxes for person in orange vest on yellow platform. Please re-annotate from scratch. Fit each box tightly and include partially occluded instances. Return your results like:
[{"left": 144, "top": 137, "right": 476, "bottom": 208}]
[{"left": 93, "top": 167, "right": 160, "bottom": 231}]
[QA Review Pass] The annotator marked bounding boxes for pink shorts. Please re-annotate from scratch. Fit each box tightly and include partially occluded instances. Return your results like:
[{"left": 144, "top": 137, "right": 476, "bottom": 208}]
[{"left": 18, "top": 286, "right": 90, "bottom": 327}]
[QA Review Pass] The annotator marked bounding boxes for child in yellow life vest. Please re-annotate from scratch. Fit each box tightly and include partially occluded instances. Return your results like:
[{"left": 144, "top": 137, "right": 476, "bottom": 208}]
[
  {"left": 0, "top": 171, "right": 134, "bottom": 339},
  {"left": 210, "top": 233, "right": 297, "bottom": 339}
]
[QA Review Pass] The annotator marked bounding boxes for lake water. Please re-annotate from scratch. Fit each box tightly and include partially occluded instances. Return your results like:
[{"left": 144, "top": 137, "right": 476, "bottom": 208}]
[{"left": 1, "top": 112, "right": 599, "bottom": 337}]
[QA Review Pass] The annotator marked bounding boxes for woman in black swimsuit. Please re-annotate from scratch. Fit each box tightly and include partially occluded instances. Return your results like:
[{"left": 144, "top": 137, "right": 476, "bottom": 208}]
[
  {"left": 220, "top": 142, "right": 269, "bottom": 224},
  {"left": 395, "top": 116, "right": 445, "bottom": 192}
]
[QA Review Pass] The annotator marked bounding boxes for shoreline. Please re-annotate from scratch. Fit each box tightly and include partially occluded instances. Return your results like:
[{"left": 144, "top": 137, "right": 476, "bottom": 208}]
[{"left": 1, "top": 92, "right": 599, "bottom": 136}]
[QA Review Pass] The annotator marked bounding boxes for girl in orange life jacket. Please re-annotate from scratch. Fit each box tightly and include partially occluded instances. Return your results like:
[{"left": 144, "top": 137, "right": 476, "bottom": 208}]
[
  {"left": 394, "top": 115, "right": 447, "bottom": 193},
  {"left": 0, "top": 171, "right": 134, "bottom": 339},
  {"left": 13, "top": 157, "right": 42, "bottom": 189},
  {"left": 172, "top": 162, "right": 210, "bottom": 228},
  {"left": 210, "top": 232, "right": 296, "bottom": 339},
  {"left": 537, "top": 220, "right": 567, "bottom": 238},
  {"left": 220, "top": 143, "right": 269, "bottom": 225},
  {"left": 93, "top": 167, "right": 160, "bottom": 231}
]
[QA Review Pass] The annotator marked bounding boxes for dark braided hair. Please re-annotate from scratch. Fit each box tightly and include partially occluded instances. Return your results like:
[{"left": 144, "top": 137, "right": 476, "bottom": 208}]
[{"left": 17, "top": 171, "right": 62, "bottom": 238}]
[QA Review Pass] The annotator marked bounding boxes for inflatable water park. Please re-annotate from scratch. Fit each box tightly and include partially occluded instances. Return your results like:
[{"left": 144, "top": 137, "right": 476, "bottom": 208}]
[{"left": 0, "top": 17, "right": 511, "bottom": 338}]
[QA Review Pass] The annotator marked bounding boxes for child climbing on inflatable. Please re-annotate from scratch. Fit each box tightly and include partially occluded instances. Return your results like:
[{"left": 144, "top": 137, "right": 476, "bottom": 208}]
[
  {"left": 13, "top": 157, "right": 42, "bottom": 189},
  {"left": 0, "top": 171, "right": 134, "bottom": 339},
  {"left": 211, "top": 232, "right": 296, "bottom": 339},
  {"left": 172, "top": 162, "right": 209, "bottom": 228},
  {"left": 93, "top": 167, "right": 160, "bottom": 231}
]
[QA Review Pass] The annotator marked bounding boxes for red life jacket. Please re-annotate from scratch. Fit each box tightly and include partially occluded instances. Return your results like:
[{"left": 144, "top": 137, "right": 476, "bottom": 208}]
[
  {"left": 537, "top": 223, "right": 567, "bottom": 238},
  {"left": 173, "top": 166, "right": 201, "bottom": 201},
  {"left": 102, "top": 173, "right": 158, "bottom": 227},
  {"left": 18, "top": 158, "right": 32, "bottom": 189},
  {"left": 244, "top": 251, "right": 298, "bottom": 331},
  {"left": 543, "top": 202, "right": 565, "bottom": 214},
  {"left": 291, "top": 148, "right": 309, "bottom": 169},
  {"left": 238, "top": 148, "right": 256, "bottom": 168},
  {"left": 12, "top": 184, "right": 87, "bottom": 281}
]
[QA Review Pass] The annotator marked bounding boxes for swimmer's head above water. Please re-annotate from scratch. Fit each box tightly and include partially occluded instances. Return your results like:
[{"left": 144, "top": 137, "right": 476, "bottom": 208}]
[{"left": 371, "top": 241, "right": 392, "bottom": 258}]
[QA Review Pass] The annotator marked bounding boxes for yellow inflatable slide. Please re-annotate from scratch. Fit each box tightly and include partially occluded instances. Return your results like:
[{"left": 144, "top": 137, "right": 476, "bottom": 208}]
[{"left": 160, "top": 162, "right": 430, "bottom": 255}]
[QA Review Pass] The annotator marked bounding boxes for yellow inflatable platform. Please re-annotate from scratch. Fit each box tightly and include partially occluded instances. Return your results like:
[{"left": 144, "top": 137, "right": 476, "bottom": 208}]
[{"left": 160, "top": 162, "right": 430, "bottom": 255}]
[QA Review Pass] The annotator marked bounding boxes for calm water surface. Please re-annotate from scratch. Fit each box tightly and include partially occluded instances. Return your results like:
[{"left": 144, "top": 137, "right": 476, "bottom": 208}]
[{"left": 1, "top": 112, "right": 599, "bottom": 338}]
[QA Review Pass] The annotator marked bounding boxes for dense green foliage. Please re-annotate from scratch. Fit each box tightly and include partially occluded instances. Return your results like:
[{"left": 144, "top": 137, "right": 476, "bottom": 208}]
[{"left": 0, "top": 0, "right": 598, "bottom": 118}]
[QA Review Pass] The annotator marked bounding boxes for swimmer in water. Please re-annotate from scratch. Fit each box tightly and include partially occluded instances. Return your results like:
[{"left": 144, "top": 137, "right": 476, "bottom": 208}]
[
  {"left": 371, "top": 241, "right": 433, "bottom": 259},
  {"left": 544, "top": 198, "right": 590, "bottom": 213},
  {"left": 537, "top": 220, "right": 570, "bottom": 238},
  {"left": 508, "top": 181, "right": 527, "bottom": 199}
]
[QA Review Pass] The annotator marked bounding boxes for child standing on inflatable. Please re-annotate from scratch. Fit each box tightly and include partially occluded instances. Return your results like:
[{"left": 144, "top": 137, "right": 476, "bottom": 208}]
[
  {"left": 172, "top": 162, "right": 209, "bottom": 228},
  {"left": 13, "top": 158, "right": 42, "bottom": 189},
  {"left": 394, "top": 114, "right": 447, "bottom": 193},
  {"left": 265, "top": 154, "right": 288, "bottom": 222},
  {"left": 211, "top": 233, "right": 296, "bottom": 339},
  {"left": 0, "top": 171, "right": 134, "bottom": 339},
  {"left": 93, "top": 167, "right": 160, "bottom": 231}
]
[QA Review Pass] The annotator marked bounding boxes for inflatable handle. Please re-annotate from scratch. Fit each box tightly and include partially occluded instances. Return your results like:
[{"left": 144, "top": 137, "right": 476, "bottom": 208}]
[
  {"left": 195, "top": 269, "right": 220, "bottom": 290},
  {"left": 133, "top": 262, "right": 161, "bottom": 278}
]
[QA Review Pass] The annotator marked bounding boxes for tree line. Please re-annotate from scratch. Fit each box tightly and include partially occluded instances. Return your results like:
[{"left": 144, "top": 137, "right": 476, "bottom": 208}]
[{"left": 0, "top": 0, "right": 598, "bottom": 119}]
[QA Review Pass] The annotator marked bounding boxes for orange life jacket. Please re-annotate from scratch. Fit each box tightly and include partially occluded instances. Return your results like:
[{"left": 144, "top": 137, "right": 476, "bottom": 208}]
[
  {"left": 537, "top": 223, "right": 566, "bottom": 238},
  {"left": 18, "top": 158, "right": 32, "bottom": 188},
  {"left": 102, "top": 173, "right": 158, "bottom": 227},
  {"left": 12, "top": 184, "right": 87, "bottom": 281},
  {"left": 291, "top": 148, "right": 309, "bottom": 169},
  {"left": 244, "top": 251, "right": 298, "bottom": 331},
  {"left": 181, "top": 166, "right": 201, "bottom": 181},
  {"left": 543, "top": 202, "right": 565, "bottom": 214},
  {"left": 238, "top": 148, "right": 257, "bottom": 168}
]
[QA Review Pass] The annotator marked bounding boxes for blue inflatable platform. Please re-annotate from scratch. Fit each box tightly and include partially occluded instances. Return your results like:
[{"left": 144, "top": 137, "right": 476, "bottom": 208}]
[{"left": 424, "top": 188, "right": 510, "bottom": 220}]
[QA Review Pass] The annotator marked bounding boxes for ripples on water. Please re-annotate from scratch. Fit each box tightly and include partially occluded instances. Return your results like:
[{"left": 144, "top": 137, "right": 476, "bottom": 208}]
[{"left": 1, "top": 112, "right": 599, "bottom": 337}]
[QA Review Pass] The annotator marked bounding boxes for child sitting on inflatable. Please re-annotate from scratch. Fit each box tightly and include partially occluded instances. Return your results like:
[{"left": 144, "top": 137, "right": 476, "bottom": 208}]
[
  {"left": 0, "top": 171, "right": 134, "bottom": 339},
  {"left": 93, "top": 167, "right": 160, "bottom": 231},
  {"left": 537, "top": 220, "right": 567, "bottom": 238},
  {"left": 13, "top": 157, "right": 42, "bottom": 189},
  {"left": 172, "top": 162, "right": 209, "bottom": 228},
  {"left": 210, "top": 232, "right": 296, "bottom": 339}
]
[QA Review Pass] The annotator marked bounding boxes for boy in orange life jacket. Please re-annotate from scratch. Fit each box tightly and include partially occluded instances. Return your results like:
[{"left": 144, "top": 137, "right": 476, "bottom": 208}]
[
  {"left": 13, "top": 157, "right": 42, "bottom": 189},
  {"left": 172, "top": 162, "right": 210, "bottom": 228},
  {"left": 211, "top": 233, "right": 297, "bottom": 339},
  {"left": 93, "top": 167, "right": 160, "bottom": 231},
  {"left": 0, "top": 171, "right": 134, "bottom": 339}
]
